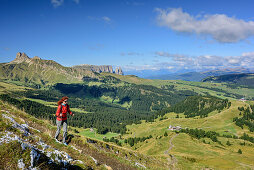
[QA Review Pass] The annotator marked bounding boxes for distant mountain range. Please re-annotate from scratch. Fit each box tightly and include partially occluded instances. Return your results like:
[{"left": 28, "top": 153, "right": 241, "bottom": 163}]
[
  {"left": 202, "top": 73, "right": 254, "bottom": 88},
  {"left": 143, "top": 68, "right": 253, "bottom": 82}
]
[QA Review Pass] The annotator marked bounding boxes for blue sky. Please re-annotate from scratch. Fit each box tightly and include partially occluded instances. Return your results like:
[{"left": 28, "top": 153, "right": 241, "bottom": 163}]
[{"left": 1, "top": 0, "right": 254, "bottom": 73}]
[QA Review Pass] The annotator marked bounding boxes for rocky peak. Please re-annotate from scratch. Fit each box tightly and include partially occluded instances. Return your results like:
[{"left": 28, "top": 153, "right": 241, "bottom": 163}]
[
  {"left": 32, "top": 56, "right": 41, "bottom": 60},
  {"left": 115, "top": 67, "right": 123, "bottom": 75},
  {"left": 10, "top": 52, "right": 31, "bottom": 64},
  {"left": 98, "top": 65, "right": 113, "bottom": 73}
]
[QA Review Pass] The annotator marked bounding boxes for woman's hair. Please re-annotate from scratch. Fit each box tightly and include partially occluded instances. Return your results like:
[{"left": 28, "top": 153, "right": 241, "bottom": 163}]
[{"left": 57, "top": 96, "right": 69, "bottom": 105}]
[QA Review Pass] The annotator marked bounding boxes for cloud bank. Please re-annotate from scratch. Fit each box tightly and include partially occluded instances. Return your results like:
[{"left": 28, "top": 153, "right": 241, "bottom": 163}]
[
  {"left": 155, "top": 8, "right": 254, "bottom": 43},
  {"left": 123, "top": 51, "right": 254, "bottom": 71}
]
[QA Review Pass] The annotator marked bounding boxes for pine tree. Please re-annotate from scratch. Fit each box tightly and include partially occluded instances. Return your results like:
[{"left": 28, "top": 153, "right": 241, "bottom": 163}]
[
  {"left": 238, "top": 149, "right": 242, "bottom": 154},
  {"left": 164, "top": 131, "right": 168, "bottom": 137}
]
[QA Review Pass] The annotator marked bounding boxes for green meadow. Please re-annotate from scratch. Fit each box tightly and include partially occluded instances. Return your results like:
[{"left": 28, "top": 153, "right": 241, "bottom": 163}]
[
  {"left": 78, "top": 128, "right": 119, "bottom": 141},
  {"left": 0, "top": 81, "right": 32, "bottom": 94},
  {"left": 122, "top": 100, "right": 254, "bottom": 169}
]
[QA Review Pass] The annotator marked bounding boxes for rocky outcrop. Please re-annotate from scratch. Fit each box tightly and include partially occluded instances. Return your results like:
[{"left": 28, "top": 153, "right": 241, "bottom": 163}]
[
  {"left": 115, "top": 67, "right": 123, "bottom": 75},
  {"left": 93, "top": 65, "right": 113, "bottom": 73},
  {"left": 0, "top": 111, "right": 88, "bottom": 169},
  {"left": 73, "top": 64, "right": 124, "bottom": 75},
  {"left": 32, "top": 56, "right": 41, "bottom": 60},
  {"left": 10, "top": 52, "right": 31, "bottom": 64}
]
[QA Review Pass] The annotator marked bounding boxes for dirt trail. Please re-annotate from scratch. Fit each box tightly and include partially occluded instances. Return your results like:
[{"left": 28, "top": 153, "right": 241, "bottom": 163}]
[{"left": 164, "top": 133, "right": 179, "bottom": 169}]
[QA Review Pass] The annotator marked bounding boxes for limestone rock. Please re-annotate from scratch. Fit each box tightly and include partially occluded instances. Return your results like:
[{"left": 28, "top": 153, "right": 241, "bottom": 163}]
[
  {"left": 115, "top": 67, "right": 123, "bottom": 75},
  {"left": 73, "top": 64, "right": 122, "bottom": 75},
  {"left": 32, "top": 56, "right": 41, "bottom": 60},
  {"left": 10, "top": 52, "right": 31, "bottom": 64}
]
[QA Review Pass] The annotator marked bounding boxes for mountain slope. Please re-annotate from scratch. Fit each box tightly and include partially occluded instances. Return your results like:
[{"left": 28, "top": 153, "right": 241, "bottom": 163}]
[
  {"left": 202, "top": 73, "right": 254, "bottom": 88},
  {"left": 0, "top": 100, "right": 143, "bottom": 169},
  {"left": 0, "top": 52, "right": 100, "bottom": 86},
  {"left": 123, "top": 100, "right": 254, "bottom": 169},
  {"left": 0, "top": 102, "right": 95, "bottom": 169}
]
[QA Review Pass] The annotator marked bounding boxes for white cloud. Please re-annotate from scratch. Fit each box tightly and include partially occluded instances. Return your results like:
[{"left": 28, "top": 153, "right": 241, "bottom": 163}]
[
  {"left": 122, "top": 64, "right": 160, "bottom": 71},
  {"left": 88, "top": 16, "right": 112, "bottom": 24},
  {"left": 121, "top": 52, "right": 143, "bottom": 56},
  {"left": 150, "top": 51, "right": 254, "bottom": 71},
  {"left": 102, "top": 16, "right": 111, "bottom": 23},
  {"left": 242, "top": 51, "right": 254, "bottom": 57},
  {"left": 123, "top": 51, "right": 254, "bottom": 72},
  {"left": 51, "top": 0, "right": 80, "bottom": 7},
  {"left": 196, "top": 55, "right": 225, "bottom": 67},
  {"left": 155, "top": 51, "right": 194, "bottom": 66},
  {"left": 73, "top": 0, "right": 79, "bottom": 4},
  {"left": 51, "top": 0, "right": 64, "bottom": 7},
  {"left": 227, "top": 58, "right": 239, "bottom": 64},
  {"left": 155, "top": 8, "right": 254, "bottom": 43}
]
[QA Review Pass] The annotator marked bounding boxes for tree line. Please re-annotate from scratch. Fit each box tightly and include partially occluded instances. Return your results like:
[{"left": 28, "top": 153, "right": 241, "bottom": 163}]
[
  {"left": 178, "top": 128, "right": 219, "bottom": 143},
  {"left": 156, "top": 96, "right": 230, "bottom": 118},
  {"left": 233, "top": 105, "right": 254, "bottom": 132}
]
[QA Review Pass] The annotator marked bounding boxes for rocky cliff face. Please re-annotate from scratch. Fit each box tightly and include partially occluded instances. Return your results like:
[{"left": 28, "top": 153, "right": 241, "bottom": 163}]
[
  {"left": 10, "top": 52, "right": 32, "bottom": 64},
  {"left": 115, "top": 67, "right": 123, "bottom": 75},
  {"left": 73, "top": 64, "right": 124, "bottom": 75}
]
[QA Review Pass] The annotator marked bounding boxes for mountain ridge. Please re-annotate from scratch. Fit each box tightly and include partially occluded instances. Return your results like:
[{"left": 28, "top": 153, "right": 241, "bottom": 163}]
[
  {"left": 73, "top": 64, "right": 123, "bottom": 75},
  {"left": 0, "top": 52, "right": 123, "bottom": 86},
  {"left": 202, "top": 73, "right": 254, "bottom": 88}
]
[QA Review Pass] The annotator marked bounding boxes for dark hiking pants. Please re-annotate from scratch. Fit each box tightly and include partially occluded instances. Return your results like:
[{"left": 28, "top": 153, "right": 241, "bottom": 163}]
[{"left": 55, "top": 119, "right": 67, "bottom": 143}]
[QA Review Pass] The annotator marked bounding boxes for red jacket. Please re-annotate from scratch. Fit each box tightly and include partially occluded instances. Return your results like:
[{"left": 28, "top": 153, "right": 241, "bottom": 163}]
[{"left": 56, "top": 104, "right": 73, "bottom": 121}]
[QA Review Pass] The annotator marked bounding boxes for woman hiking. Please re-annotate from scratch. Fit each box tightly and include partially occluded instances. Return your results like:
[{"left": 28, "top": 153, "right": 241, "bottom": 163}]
[{"left": 55, "top": 96, "right": 74, "bottom": 145}]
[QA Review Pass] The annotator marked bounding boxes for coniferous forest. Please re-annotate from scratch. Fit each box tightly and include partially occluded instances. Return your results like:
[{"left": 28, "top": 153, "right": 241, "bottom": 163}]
[
  {"left": 0, "top": 82, "right": 232, "bottom": 134},
  {"left": 156, "top": 96, "right": 230, "bottom": 118}
]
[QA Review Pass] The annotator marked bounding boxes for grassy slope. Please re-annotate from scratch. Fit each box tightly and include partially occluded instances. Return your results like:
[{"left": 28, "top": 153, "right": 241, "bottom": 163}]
[
  {"left": 0, "top": 81, "right": 32, "bottom": 94},
  {"left": 0, "top": 100, "right": 141, "bottom": 170},
  {"left": 0, "top": 60, "right": 96, "bottom": 86},
  {"left": 0, "top": 82, "right": 162, "bottom": 169},
  {"left": 202, "top": 73, "right": 254, "bottom": 87},
  {"left": 79, "top": 129, "right": 119, "bottom": 141},
  {"left": 122, "top": 100, "right": 254, "bottom": 169},
  {"left": 0, "top": 101, "right": 95, "bottom": 169}
]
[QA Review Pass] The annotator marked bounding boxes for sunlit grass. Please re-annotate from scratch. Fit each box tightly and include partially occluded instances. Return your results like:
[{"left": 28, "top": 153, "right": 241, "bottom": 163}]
[
  {"left": 123, "top": 100, "right": 254, "bottom": 169},
  {"left": 79, "top": 128, "right": 119, "bottom": 141}
]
